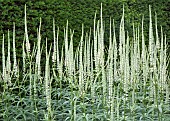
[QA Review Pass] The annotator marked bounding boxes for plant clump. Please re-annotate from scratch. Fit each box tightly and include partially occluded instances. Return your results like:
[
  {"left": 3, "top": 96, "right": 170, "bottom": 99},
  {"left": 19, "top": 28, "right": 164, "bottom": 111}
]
[{"left": 0, "top": 4, "right": 169, "bottom": 121}]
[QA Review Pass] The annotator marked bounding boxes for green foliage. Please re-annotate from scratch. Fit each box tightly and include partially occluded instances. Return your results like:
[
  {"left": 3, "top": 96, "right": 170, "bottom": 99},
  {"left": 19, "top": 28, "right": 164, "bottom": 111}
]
[
  {"left": 0, "top": 2, "right": 169, "bottom": 120},
  {"left": 0, "top": 0, "right": 169, "bottom": 51}
]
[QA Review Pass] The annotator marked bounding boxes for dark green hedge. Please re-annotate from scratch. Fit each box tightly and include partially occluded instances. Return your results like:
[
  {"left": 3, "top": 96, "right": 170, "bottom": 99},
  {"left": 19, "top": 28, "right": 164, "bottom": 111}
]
[{"left": 0, "top": 0, "right": 169, "bottom": 69}]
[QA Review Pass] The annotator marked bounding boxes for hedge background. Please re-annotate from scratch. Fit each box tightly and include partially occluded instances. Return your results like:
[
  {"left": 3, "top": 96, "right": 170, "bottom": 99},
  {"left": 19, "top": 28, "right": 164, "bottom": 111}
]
[{"left": 0, "top": 0, "right": 169, "bottom": 70}]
